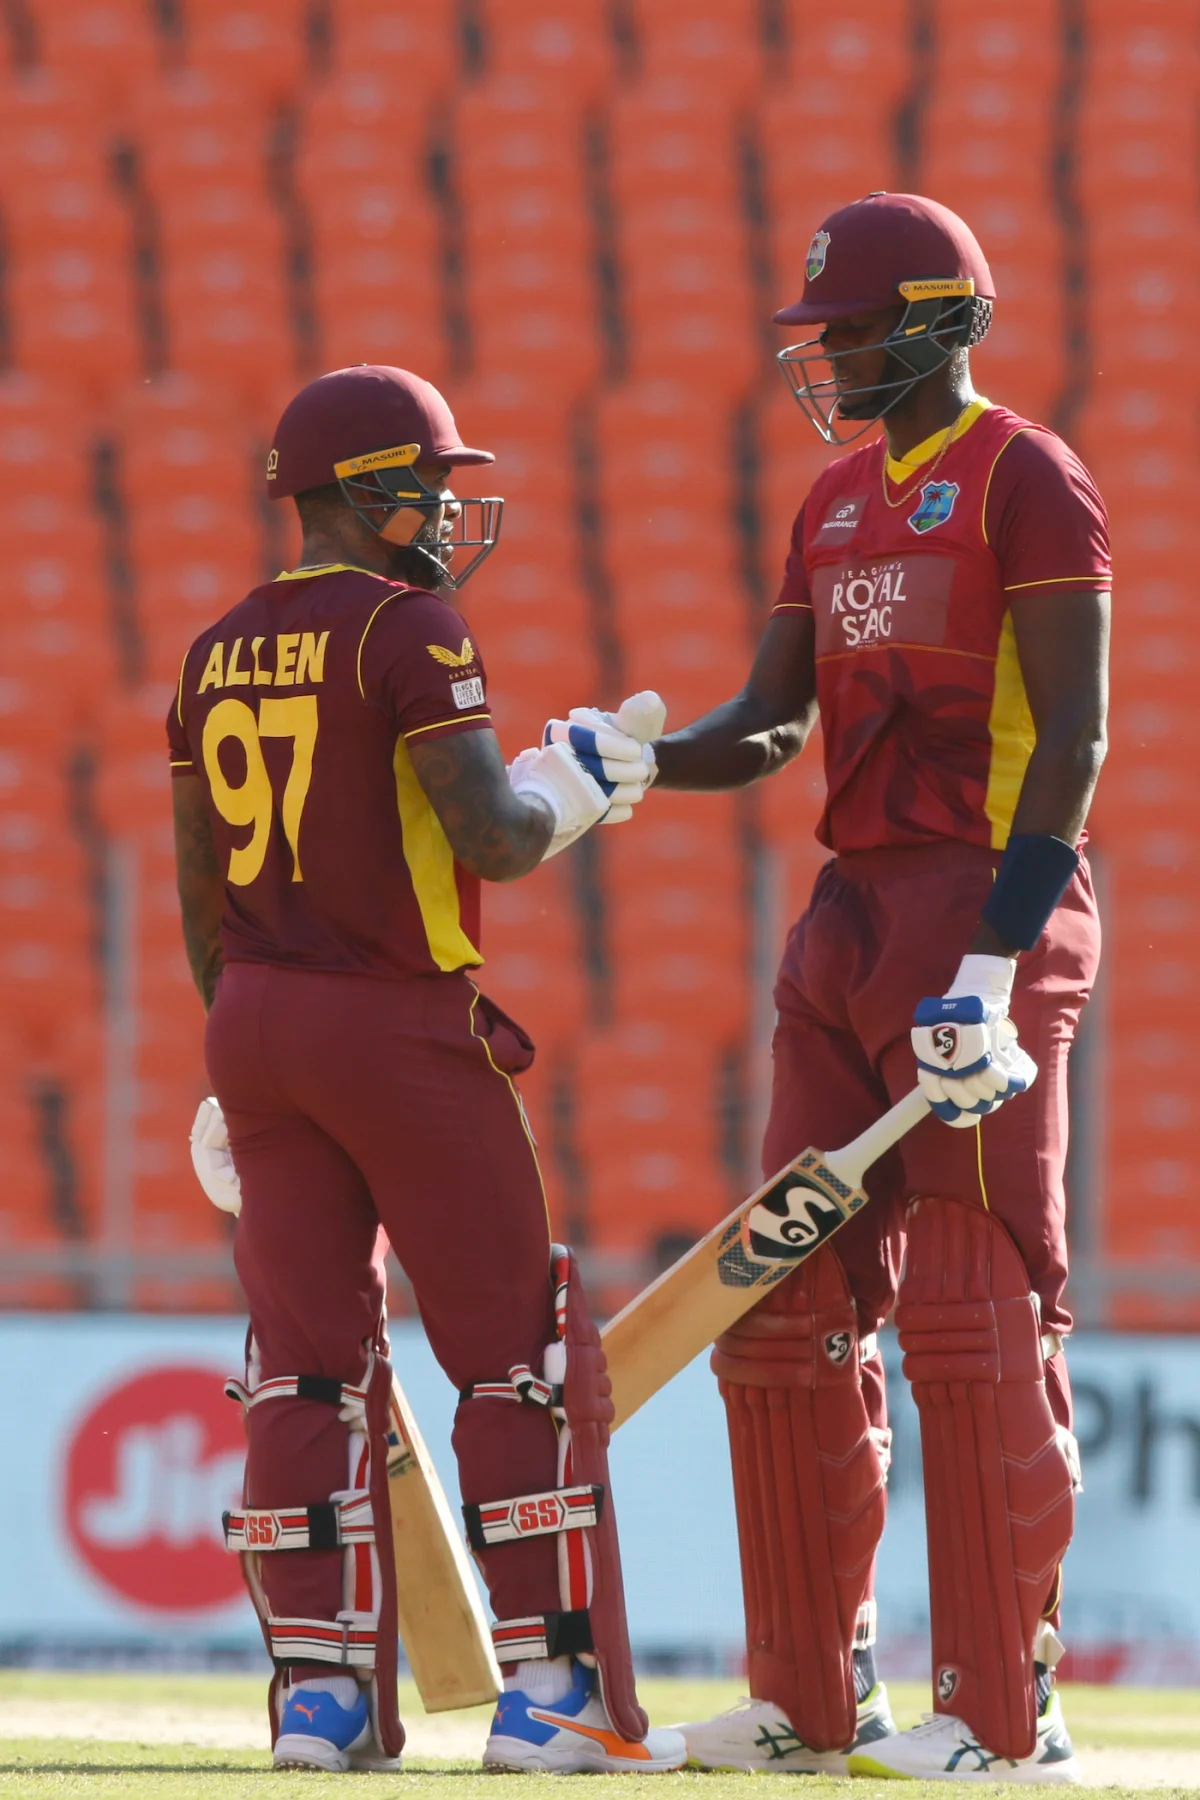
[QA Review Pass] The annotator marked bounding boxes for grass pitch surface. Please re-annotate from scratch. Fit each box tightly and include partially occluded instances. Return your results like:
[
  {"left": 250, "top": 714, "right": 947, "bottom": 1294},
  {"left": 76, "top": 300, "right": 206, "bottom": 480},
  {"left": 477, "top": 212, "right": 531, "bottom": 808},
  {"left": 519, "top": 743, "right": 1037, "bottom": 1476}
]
[{"left": 0, "top": 1674, "right": 1195, "bottom": 1796}]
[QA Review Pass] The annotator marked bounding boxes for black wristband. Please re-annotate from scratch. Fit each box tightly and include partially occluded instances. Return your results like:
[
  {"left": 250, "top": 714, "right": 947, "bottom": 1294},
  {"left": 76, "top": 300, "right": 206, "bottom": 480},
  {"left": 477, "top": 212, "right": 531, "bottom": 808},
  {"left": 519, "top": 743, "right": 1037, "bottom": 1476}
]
[{"left": 980, "top": 833, "right": 1080, "bottom": 951}]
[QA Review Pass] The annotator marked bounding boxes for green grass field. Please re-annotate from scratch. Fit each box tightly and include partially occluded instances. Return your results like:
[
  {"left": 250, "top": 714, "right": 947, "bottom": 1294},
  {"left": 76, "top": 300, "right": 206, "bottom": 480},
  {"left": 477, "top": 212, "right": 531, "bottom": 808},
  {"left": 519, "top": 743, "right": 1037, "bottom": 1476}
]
[{"left": 0, "top": 1674, "right": 1196, "bottom": 1797}]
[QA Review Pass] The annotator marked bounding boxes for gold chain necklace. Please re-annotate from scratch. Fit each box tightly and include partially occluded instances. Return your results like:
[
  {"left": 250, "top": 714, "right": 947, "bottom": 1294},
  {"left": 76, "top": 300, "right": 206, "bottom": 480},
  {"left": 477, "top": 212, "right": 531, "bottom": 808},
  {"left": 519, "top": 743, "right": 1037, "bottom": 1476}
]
[{"left": 880, "top": 402, "right": 972, "bottom": 509}]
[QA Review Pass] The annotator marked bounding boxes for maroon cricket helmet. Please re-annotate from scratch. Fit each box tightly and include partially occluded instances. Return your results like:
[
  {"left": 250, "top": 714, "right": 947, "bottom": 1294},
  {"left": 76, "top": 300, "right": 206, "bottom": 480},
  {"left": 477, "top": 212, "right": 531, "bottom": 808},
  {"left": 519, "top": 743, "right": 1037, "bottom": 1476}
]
[
  {"left": 773, "top": 192, "right": 995, "bottom": 327},
  {"left": 265, "top": 364, "right": 494, "bottom": 499}
]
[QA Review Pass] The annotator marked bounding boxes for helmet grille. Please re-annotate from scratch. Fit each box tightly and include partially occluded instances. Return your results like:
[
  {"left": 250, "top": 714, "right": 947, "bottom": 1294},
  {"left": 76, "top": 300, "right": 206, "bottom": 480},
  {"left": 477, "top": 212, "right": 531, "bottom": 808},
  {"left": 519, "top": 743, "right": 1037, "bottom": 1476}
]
[{"left": 967, "top": 297, "right": 993, "bottom": 348}]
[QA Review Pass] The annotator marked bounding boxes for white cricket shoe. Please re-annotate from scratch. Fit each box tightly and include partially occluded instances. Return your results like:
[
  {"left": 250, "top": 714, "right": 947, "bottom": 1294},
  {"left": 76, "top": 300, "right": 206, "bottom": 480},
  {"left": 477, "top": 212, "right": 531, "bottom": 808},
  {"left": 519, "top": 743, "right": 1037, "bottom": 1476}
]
[
  {"left": 483, "top": 1660, "right": 686, "bottom": 1773},
  {"left": 848, "top": 1691, "right": 1081, "bottom": 1783},
  {"left": 678, "top": 1682, "right": 897, "bottom": 1774}
]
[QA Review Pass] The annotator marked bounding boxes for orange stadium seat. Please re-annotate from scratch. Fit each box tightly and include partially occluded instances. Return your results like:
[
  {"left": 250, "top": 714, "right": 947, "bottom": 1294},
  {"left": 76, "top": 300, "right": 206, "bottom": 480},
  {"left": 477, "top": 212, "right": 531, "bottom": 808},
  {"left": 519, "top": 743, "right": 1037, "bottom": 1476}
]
[
  {"left": 156, "top": 185, "right": 286, "bottom": 273},
  {"left": 158, "top": 287, "right": 295, "bottom": 407},
  {"left": 629, "top": 0, "right": 764, "bottom": 98},
  {"left": 1089, "top": 14, "right": 1199, "bottom": 99},
  {"left": 182, "top": 2, "right": 308, "bottom": 104},
  {"left": 609, "top": 90, "right": 739, "bottom": 210},
  {"left": 24, "top": 1, "right": 158, "bottom": 104},
  {"left": 0, "top": 173, "right": 128, "bottom": 260},
  {"left": 0, "top": 68, "right": 103, "bottom": 168},
  {"left": 8, "top": 258, "right": 139, "bottom": 399},
  {"left": 312, "top": 242, "right": 447, "bottom": 375},
  {"left": 139, "top": 110, "right": 273, "bottom": 200},
  {"left": 329, "top": 5, "right": 456, "bottom": 85},
  {"left": 130, "top": 491, "right": 262, "bottom": 584},
  {"left": 477, "top": 0, "right": 614, "bottom": 89}
]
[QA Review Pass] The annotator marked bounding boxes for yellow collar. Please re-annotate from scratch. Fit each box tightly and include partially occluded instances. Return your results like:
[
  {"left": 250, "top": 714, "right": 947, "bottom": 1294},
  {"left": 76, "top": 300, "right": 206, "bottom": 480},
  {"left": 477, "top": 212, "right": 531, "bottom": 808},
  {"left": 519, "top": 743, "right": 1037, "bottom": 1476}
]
[
  {"left": 884, "top": 397, "right": 991, "bottom": 482},
  {"left": 274, "top": 562, "right": 388, "bottom": 582}
]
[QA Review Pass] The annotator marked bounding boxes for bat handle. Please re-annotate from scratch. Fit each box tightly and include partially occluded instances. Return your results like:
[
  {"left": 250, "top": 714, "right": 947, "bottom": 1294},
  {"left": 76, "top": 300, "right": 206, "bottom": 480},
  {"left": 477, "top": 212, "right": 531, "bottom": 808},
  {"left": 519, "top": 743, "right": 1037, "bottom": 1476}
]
[{"left": 825, "top": 1086, "right": 931, "bottom": 1190}]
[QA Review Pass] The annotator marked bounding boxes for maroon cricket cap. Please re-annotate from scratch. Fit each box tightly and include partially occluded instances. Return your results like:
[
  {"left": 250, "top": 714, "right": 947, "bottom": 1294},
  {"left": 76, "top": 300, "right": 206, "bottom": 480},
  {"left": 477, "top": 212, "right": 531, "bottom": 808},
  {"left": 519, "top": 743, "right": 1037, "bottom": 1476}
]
[
  {"left": 266, "top": 364, "right": 494, "bottom": 498},
  {"left": 773, "top": 192, "right": 995, "bottom": 327}
]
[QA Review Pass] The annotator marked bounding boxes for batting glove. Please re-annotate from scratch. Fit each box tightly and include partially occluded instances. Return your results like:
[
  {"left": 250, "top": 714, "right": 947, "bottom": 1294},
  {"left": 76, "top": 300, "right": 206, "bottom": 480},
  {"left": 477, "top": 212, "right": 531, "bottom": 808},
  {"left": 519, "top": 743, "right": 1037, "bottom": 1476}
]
[
  {"left": 190, "top": 1096, "right": 242, "bottom": 1215},
  {"left": 567, "top": 692, "right": 665, "bottom": 819},
  {"left": 540, "top": 717, "right": 655, "bottom": 823},
  {"left": 509, "top": 734, "right": 630, "bottom": 860},
  {"left": 911, "top": 954, "right": 1038, "bottom": 1129}
]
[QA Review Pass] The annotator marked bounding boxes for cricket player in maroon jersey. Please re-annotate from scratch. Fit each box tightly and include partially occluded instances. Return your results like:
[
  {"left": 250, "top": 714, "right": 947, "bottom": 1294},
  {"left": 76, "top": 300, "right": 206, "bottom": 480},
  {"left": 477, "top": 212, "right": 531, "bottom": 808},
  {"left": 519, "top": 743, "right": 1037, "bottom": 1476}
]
[
  {"left": 169, "top": 364, "right": 685, "bottom": 1774},
  {"left": 643, "top": 196, "right": 1109, "bottom": 1780}
]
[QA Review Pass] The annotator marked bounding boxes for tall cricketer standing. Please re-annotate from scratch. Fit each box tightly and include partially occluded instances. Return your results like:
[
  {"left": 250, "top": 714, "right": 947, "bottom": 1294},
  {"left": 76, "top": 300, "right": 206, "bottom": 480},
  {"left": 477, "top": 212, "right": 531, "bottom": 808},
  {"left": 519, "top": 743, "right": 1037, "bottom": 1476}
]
[
  {"left": 643, "top": 196, "right": 1109, "bottom": 1780},
  {"left": 168, "top": 364, "right": 685, "bottom": 1775}
]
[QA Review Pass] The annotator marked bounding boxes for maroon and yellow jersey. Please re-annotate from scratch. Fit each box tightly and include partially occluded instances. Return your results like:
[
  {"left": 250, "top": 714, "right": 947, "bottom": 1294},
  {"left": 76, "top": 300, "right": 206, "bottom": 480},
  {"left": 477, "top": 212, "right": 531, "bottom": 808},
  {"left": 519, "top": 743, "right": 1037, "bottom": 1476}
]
[
  {"left": 775, "top": 400, "right": 1111, "bottom": 853},
  {"left": 167, "top": 563, "right": 493, "bottom": 979}
]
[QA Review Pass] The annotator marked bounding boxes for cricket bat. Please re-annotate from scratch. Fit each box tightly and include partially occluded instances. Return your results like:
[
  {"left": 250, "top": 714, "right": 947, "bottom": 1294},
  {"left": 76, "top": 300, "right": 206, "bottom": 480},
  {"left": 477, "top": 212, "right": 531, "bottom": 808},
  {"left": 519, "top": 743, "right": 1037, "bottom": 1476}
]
[
  {"left": 387, "top": 1375, "right": 501, "bottom": 1710},
  {"left": 601, "top": 1085, "right": 931, "bottom": 1429}
]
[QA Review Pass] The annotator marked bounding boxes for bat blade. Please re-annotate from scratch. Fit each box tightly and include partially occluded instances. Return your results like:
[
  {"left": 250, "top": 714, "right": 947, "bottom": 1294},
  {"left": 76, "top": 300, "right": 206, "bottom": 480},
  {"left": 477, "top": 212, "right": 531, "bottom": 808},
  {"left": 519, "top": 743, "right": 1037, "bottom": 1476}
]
[
  {"left": 387, "top": 1376, "right": 500, "bottom": 1711},
  {"left": 602, "top": 1086, "right": 929, "bottom": 1430}
]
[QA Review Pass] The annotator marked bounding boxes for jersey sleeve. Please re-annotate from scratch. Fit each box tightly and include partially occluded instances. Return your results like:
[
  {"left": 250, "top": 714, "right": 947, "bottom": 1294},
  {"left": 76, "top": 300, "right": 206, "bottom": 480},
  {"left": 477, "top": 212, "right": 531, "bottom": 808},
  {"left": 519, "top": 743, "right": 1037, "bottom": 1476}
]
[
  {"left": 358, "top": 590, "right": 493, "bottom": 742},
  {"left": 167, "top": 650, "right": 196, "bottom": 777},
  {"left": 772, "top": 501, "right": 813, "bottom": 613},
  {"left": 985, "top": 429, "right": 1112, "bottom": 595}
]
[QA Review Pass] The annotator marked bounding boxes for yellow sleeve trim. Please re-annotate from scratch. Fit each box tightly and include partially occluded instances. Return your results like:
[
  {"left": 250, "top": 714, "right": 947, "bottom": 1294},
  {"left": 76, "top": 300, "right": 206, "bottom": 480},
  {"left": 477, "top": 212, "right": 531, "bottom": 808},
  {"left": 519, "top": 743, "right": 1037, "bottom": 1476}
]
[
  {"left": 404, "top": 712, "right": 491, "bottom": 739},
  {"left": 169, "top": 759, "right": 195, "bottom": 767},
  {"left": 1003, "top": 575, "right": 1112, "bottom": 592},
  {"left": 175, "top": 648, "right": 189, "bottom": 727},
  {"left": 356, "top": 593, "right": 402, "bottom": 699},
  {"left": 980, "top": 425, "right": 1033, "bottom": 549},
  {"left": 772, "top": 601, "right": 813, "bottom": 612}
]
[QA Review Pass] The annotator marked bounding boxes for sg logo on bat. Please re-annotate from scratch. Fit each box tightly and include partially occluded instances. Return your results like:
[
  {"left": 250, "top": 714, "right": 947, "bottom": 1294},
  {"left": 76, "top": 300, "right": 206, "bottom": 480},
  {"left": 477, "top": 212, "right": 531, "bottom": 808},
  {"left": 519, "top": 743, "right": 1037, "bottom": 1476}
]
[{"left": 740, "top": 1153, "right": 864, "bottom": 1264}]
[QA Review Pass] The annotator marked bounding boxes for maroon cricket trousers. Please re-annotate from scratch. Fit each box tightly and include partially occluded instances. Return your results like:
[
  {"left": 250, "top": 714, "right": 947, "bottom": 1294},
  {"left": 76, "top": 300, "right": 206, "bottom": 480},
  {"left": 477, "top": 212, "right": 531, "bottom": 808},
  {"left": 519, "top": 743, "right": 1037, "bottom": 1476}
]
[{"left": 206, "top": 961, "right": 564, "bottom": 1633}]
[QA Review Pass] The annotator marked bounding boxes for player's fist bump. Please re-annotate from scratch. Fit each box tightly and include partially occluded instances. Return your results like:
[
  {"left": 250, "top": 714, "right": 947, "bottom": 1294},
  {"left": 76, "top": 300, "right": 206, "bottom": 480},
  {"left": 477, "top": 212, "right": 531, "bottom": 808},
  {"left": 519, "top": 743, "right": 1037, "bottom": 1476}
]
[{"left": 911, "top": 954, "right": 1038, "bottom": 1129}]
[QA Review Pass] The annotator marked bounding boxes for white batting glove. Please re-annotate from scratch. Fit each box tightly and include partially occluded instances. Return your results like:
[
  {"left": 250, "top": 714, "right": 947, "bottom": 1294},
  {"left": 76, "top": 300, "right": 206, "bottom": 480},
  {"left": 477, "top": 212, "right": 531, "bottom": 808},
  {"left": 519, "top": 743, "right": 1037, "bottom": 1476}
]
[
  {"left": 566, "top": 692, "right": 665, "bottom": 820},
  {"left": 911, "top": 955, "right": 1038, "bottom": 1129},
  {"left": 541, "top": 717, "right": 654, "bottom": 822},
  {"left": 190, "top": 1097, "right": 242, "bottom": 1215},
  {"left": 509, "top": 738, "right": 619, "bottom": 859}
]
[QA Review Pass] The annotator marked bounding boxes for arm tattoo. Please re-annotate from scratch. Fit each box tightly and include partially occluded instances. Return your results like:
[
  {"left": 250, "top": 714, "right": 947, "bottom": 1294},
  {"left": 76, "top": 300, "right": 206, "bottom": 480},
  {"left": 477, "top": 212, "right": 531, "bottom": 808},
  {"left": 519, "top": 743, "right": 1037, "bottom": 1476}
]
[
  {"left": 173, "top": 778, "right": 225, "bottom": 1011},
  {"left": 408, "top": 729, "right": 553, "bottom": 881}
]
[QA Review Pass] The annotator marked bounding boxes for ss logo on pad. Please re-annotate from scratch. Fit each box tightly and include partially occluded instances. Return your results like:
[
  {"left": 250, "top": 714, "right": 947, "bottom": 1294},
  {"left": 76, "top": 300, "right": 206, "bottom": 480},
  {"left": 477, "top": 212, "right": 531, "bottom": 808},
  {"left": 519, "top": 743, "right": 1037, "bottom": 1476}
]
[{"left": 932, "top": 1024, "right": 959, "bottom": 1061}]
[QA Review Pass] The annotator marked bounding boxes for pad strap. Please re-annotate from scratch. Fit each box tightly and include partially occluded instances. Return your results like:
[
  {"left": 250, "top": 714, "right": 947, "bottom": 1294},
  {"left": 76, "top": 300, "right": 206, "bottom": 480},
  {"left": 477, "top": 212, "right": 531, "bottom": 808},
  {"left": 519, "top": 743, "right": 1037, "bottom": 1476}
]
[
  {"left": 268, "top": 1612, "right": 377, "bottom": 1668},
  {"left": 223, "top": 1492, "right": 375, "bottom": 1553},
  {"left": 463, "top": 1484, "right": 604, "bottom": 1550},
  {"left": 224, "top": 1373, "right": 369, "bottom": 1421},
  {"left": 458, "top": 1362, "right": 561, "bottom": 1409},
  {"left": 492, "top": 1610, "right": 594, "bottom": 1662}
]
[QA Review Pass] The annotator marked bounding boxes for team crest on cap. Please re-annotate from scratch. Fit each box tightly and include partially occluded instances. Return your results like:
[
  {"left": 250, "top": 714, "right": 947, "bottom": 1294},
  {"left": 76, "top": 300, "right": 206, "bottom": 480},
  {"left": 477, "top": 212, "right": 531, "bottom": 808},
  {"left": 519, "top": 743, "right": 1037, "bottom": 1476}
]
[
  {"left": 907, "top": 480, "right": 960, "bottom": 535},
  {"left": 806, "top": 229, "right": 831, "bottom": 281},
  {"left": 266, "top": 447, "right": 279, "bottom": 479}
]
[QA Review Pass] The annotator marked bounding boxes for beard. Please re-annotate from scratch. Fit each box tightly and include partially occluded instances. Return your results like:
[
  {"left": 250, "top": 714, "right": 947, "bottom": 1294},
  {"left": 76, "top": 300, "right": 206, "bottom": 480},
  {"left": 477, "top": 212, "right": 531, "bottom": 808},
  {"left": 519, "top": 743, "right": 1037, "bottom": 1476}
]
[{"left": 833, "top": 351, "right": 915, "bottom": 420}]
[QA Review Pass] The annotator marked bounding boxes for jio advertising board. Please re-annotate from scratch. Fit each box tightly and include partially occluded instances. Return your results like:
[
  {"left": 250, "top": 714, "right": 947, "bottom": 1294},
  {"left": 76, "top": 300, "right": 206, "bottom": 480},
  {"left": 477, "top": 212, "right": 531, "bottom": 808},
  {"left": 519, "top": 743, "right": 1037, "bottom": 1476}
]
[{"left": 0, "top": 1314, "right": 1198, "bottom": 1672}]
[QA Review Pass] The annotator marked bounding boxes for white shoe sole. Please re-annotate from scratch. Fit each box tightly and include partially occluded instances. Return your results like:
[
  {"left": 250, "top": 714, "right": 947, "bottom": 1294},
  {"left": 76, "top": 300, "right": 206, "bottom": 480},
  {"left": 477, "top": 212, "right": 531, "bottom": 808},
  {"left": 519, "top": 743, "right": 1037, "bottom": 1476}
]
[
  {"left": 483, "top": 1733, "right": 685, "bottom": 1774},
  {"left": 848, "top": 1750, "right": 1083, "bottom": 1784},
  {"left": 687, "top": 1749, "right": 852, "bottom": 1775},
  {"left": 273, "top": 1733, "right": 352, "bottom": 1772}
]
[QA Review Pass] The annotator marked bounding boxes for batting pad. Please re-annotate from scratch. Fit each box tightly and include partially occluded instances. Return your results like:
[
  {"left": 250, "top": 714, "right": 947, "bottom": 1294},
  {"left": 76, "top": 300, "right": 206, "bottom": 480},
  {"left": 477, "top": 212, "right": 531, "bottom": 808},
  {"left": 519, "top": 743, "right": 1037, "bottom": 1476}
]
[
  {"left": 896, "top": 1197, "right": 1075, "bottom": 1762},
  {"left": 712, "top": 1247, "right": 888, "bottom": 1753}
]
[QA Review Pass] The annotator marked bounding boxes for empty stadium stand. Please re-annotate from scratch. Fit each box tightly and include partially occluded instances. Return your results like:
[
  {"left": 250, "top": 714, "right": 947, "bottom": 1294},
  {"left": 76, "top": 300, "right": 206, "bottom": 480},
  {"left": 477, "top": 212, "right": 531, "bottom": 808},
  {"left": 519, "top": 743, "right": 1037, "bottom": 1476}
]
[{"left": 0, "top": 0, "right": 1194, "bottom": 1323}]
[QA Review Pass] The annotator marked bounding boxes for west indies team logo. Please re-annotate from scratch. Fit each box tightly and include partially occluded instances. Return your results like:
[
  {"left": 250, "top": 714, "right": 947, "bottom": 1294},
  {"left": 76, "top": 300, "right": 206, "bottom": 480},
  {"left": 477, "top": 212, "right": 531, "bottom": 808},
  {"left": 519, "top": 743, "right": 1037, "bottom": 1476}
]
[
  {"left": 806, "top": 229, "right": 831, "bottom": 281},
  {"left": 63, "top": 1365, "right": 245, "bottom": 1612},
  {"left": 907, "top": 480, "right": 960, "bottom": 535}
]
